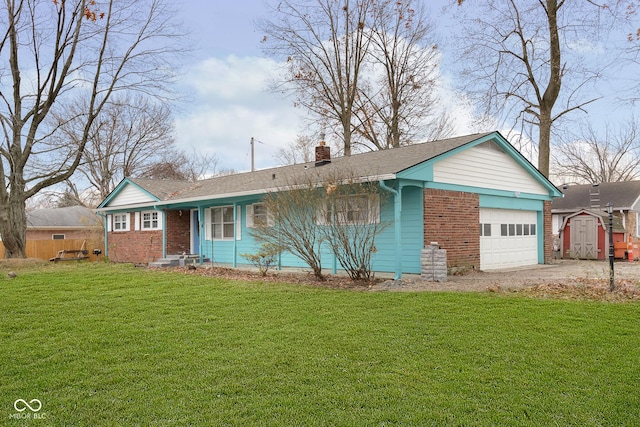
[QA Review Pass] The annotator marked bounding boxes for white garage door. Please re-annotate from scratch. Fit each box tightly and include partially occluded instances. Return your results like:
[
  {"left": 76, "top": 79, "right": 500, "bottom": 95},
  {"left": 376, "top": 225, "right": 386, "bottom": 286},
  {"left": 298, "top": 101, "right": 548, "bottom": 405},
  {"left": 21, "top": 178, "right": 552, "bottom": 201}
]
[{"left": 479, "top": 208, "right": 539, "bottom": 270}]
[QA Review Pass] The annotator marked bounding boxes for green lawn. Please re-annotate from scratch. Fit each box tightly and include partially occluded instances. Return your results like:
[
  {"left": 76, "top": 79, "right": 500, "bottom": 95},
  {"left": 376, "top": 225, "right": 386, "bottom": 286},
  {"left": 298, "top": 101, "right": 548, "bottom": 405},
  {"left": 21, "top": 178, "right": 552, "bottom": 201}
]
[{"left": 1, "top": 263, "right": 639, "bottom": 426}]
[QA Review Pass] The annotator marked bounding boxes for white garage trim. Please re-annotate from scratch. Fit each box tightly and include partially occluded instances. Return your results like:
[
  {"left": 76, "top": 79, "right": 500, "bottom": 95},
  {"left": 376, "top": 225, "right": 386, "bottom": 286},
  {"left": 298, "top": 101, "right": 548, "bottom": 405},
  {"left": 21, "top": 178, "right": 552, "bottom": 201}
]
[{"left": 480, "top": 208, "right": 539, "bottom": 270}]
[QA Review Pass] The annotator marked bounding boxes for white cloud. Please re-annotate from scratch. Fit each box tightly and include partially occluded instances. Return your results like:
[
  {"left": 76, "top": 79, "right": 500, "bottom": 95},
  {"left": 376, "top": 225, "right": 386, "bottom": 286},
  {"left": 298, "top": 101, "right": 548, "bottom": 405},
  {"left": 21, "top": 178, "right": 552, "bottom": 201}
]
[{"left": 174, "top": 55, "right": 302, "bottom": 172}]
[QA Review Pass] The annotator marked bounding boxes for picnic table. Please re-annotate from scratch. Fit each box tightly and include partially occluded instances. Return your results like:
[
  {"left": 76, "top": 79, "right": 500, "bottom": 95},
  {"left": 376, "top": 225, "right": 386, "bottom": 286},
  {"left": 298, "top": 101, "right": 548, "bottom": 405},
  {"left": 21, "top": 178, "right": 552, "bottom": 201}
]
[{"left": 49, "top": 240, "right": 90, "bottom": 262}]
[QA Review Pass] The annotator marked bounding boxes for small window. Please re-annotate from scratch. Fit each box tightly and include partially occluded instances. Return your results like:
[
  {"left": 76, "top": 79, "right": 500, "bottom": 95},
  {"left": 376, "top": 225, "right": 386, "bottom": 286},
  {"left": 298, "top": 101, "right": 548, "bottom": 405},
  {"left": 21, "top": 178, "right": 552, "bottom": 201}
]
[
  {"left": 508, "top": 224, "right": 515, "bottom": 236},
  {"left": 52, "top": 234, "right": 65, "bottom": 240},
  {"left": 210, "top": 206, "right": 234, "bottom": 240},
  {"left": 501, "top": 224, "right": 508, "bottom": 236},
  {"left": 516, "top": 224, "right": 523, "bottom": 236},
  {"left": 481, "top": 223, "right": 491, "bottom": 236},
  {"left": 113, "top": 214, "right": 128, "bottom": 231},
  {"left": 253, "top": 204, "right": 268, "bottom": 226},
  {"left": 142, "top": 211, "right": 160, "bottom": 230},
  {"left": 530, "top": 224, "right": 536, "bottom": 235},
  {"left": 524, "top": 224, "right": 530, "bottom": 235},
  {"left": 325, "top": 194, "right": 380, "bottom": 225}
]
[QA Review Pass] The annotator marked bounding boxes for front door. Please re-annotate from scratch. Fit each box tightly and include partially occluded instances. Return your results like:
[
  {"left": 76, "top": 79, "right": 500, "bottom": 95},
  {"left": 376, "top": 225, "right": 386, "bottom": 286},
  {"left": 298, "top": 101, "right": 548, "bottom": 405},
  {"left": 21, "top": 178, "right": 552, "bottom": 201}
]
[
  {"left": 570, "top": 216, "right": 597, "bottom": 259},
  {"left": 191, "top": 210, "right": 200, "bottom": 254}
]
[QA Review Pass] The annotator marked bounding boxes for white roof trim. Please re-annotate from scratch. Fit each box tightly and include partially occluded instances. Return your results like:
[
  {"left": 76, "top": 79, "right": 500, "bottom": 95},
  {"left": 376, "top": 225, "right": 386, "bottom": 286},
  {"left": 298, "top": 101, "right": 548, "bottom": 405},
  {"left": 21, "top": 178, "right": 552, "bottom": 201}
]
[{"left": 98, "top": 173, "right": 397, "bottom": 212}]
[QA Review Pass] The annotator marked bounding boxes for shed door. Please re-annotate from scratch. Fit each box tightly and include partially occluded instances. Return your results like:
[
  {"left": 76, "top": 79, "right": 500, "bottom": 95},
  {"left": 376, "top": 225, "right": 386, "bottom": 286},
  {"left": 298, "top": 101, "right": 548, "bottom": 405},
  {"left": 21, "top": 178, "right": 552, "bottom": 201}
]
[
  {"left": 570, "top": 216, "right": 597, "bottom": 259},
  {"left": 480, "top": 208, "right": 539, "bottom": 270}
]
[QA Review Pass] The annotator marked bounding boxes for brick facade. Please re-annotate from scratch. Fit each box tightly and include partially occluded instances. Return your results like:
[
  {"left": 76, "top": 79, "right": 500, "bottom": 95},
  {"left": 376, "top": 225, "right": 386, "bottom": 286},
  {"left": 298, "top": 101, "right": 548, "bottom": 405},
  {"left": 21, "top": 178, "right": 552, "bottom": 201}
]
[
  {"left": 165, "top": 210, "right": 191, "bottom": 255},
  {"left": 107, "top": 210, "right": 192, "bottom": 264},
  {"left": 107, "top": 212, "right": 162, "bottom": 263},
  {"left": 423, "top": 188, "right": 480, "bottom": 269}
]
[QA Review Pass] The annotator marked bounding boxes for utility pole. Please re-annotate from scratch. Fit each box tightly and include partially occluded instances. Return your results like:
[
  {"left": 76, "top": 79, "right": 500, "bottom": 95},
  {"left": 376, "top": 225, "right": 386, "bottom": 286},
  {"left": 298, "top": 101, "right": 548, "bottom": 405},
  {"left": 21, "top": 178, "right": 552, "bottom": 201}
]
[{"left": 251, "top": 137, "right": 254, "bottom": 172}]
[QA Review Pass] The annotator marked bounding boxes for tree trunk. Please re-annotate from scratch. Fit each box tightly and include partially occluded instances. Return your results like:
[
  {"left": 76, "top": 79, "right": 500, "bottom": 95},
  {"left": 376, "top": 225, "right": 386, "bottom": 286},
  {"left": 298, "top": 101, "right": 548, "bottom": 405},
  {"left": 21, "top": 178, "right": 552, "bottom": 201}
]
[
  {"left": 343, "top": 115, "right": 352, "bottom": 156},
  {"left": 538, "top": 0, "right": 561, "bottom": 179},
  {"left": 538, "top": 111, "right": 552, "bottom": 178},
  {"left": 0, "top": 192, "right": 27, "bottom": 258}
]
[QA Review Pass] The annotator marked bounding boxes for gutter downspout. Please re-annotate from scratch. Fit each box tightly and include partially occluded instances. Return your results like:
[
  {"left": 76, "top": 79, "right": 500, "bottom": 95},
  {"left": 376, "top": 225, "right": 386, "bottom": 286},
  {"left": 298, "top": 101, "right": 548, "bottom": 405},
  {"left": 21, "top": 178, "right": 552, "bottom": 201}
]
[{"left": 379, "top": 180, "right": 402, "bottom": 280}]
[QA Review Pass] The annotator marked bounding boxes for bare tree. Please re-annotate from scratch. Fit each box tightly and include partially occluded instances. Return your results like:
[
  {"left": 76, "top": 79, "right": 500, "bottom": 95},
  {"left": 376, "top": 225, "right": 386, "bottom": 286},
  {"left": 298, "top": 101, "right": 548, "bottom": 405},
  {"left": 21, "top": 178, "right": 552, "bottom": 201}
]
[
  {"left": 453, "top": 0, "right": 612, "bottom": 177},
  {"left": 552, "top": 120, "right": 640, "bottom": 184},
  {"left": 142, "top": 148, "right": 220, "bottom": 182},
  {"left": 321, "top": 178, "right": 389, "bottom": 281},
  {"left": 250, "top": 168, "right": 388, "bottom": 281},
  {"left": 58, "top": 95, "right": 175, "bottom": 203},
  {"left": 0, "top": 0, "right": 184, "bottom": 257},
  {"left": 273, "top": 134, "right": 317, "bottom": 165},
  {"left": 252, "top": 174, "right": 327, "bottom": 280},
  {"left": 260, "top": 0, "right": 372, "bottom": 156},
  {"left": 354, "top": 0, "right": 453, "bottom": 150}
]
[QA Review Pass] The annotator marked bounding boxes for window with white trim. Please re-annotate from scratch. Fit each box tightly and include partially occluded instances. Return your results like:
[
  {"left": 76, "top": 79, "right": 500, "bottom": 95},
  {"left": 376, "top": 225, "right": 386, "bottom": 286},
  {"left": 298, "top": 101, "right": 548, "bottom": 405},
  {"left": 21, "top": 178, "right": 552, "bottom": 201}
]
[
  {"left": 142, "top": 211, "right": 160, "bottom": 230},
  {"left": 52, "top": 234, "right": 65, "bottom": 240},
  {"left": 209, "top": 206, "right": 234, "bottom": 240},
  {"left": 247, "top": 203, "right": 273, "bottom": 228},
  {"left": 113, "top": 213, "right": 129, "bottom": 231},
  {"left": 322, "top": 194, "right": 380, "bottom": 225}
]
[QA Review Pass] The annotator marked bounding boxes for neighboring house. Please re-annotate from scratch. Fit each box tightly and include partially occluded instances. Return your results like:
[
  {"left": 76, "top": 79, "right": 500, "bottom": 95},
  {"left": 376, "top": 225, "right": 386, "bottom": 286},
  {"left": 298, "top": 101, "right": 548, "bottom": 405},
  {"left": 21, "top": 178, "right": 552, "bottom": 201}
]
[
  {"left": 552, "top": 181, "right": 640, "bottom": 260},
  {"left": 97, "top": 131, "right": 561, "bottom": 277},
  {"left": 26, "top": 206, "right": 102, "bottom": 240}
]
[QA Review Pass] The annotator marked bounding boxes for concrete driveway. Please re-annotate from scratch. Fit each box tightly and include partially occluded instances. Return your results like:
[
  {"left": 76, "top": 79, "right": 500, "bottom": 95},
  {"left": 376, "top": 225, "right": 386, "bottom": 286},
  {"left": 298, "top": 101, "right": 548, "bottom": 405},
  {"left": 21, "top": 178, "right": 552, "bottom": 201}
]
[{"left": 377, "top": 259, "right": 640, "bottom": 292}]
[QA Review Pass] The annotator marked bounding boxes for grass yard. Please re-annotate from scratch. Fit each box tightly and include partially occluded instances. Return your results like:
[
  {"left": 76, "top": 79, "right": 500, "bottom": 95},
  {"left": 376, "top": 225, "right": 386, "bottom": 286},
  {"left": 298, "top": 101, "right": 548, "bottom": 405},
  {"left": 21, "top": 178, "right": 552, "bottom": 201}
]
[{"left": 1, "top": 263, "right": 639, "bottom": 426}]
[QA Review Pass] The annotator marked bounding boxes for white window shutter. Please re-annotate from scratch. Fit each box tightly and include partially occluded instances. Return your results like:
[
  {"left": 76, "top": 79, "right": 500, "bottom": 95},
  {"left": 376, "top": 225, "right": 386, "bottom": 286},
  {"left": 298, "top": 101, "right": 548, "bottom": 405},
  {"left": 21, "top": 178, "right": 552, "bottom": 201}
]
[
  {"left": 134, "top": 212, "right": 140, "bottom": 230},
  {"left": 236, "top": 207, "right": 242, "bottom": 240},
  {"left": 107, "top": 214, "right": 112, "bottom": 232},
  {"left": 157, "top": 210, "right": 164, "bottom": 229},
  {"left": 204, "top": 209, "right": 212, "bottom": 240},
  {"left": 246, "top": 204, "right": 254, "bottom": 228},
  {"left": 124, "top": 213, "right": 131, "bottom": 231}
]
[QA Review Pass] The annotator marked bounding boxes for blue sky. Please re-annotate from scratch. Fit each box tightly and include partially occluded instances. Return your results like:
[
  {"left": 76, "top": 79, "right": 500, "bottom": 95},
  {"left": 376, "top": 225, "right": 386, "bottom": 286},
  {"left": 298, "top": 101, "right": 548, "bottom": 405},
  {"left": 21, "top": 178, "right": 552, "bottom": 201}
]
[
  {"left": 170, "top": 0, "right": 638, "bottom": 175},
  {"left": 172, "top": 0, "right": 301, "bottom": 173},
  {"left": 171, "top": 0, "right": 469, "bottom": 173}
]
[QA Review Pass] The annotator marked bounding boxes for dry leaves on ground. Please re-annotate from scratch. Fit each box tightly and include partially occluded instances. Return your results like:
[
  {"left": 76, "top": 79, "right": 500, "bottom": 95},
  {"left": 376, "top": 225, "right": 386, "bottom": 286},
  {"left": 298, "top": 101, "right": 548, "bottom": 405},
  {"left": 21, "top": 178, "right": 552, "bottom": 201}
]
[{"left": 167, "top": 265, "right": 640, "bottom": 301}]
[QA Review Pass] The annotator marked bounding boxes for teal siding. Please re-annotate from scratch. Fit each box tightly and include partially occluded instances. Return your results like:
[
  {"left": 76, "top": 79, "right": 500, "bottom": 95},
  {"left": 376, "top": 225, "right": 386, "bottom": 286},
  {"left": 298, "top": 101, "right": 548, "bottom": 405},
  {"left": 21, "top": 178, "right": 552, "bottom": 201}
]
[
  {"left": 367, "top": 196, "right": 396, "bottom": 273},
  {"left": 199, "top": 193, "right": 424, "bottom": 275},
  {"left": 370, "top": 186, "right": 423, "bottom": 274},
  {"left": 400, "top": 186, "right": 424, "bottom": 274}
]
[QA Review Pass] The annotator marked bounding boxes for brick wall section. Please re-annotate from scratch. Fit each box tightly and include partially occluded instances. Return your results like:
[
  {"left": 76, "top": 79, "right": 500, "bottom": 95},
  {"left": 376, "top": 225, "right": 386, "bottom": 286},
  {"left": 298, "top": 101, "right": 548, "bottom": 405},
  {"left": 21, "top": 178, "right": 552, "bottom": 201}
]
[
  {"left": 107, "top": 213, "right": 162, "bottom": 264},
  {"left": 27, "top": 229, "right": 95, "bottom": 240},
  {"left": 544, "top": 201, "right": 552, "bottom": 263},
  {"left": 165, "top": 210, "right": 191, "bottom": 255},
  {"left": 423, "top": 189, "right": 480, "bottom": 269}
]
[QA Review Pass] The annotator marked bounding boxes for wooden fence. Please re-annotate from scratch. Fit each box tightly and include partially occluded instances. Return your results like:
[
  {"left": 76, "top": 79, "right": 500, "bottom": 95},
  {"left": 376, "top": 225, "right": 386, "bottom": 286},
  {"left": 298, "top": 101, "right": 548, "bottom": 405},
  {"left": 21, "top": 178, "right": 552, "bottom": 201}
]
[{"left": 0, "top": 239, "right": 103, "bottom": 261}]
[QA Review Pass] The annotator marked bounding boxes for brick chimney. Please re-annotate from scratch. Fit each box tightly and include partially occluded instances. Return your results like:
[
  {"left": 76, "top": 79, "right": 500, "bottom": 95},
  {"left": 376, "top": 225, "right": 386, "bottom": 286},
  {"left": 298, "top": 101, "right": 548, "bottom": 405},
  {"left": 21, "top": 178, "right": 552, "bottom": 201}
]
[{"left": 315, "top": 139, "right": 331, "bottom": 166}]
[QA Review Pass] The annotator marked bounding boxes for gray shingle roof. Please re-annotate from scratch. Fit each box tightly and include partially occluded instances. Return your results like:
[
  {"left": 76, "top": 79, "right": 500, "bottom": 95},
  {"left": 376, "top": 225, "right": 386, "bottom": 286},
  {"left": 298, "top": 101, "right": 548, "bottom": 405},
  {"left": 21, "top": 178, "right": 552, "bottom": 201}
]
[
  {"left": 129, "top": 132, "right": 494, "bottom": 203},
  {"left": 27, "top": 206, "right": 100, "bottom": 228},
  {"left": 552, "top": 181, "right": 640, "bottom": 211}
]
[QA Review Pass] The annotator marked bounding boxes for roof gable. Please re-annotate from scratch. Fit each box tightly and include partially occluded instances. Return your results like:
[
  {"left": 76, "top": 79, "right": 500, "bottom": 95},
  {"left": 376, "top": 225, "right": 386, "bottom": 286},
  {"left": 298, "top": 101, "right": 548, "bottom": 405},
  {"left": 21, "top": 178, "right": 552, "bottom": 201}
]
[
  {"left": 99, "top": 178, "right": 161, "bottom": 208},
  {"left": 398, "top": 132, "right": 559, "bottom": 197}
]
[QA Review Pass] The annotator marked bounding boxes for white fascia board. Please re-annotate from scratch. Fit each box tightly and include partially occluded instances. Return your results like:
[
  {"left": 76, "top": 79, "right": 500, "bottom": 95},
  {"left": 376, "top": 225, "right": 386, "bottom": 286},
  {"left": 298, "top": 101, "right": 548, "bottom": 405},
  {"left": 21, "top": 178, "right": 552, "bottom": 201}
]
[{"left": 97, "top": 173, "right": 398, "bottom": 212}]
